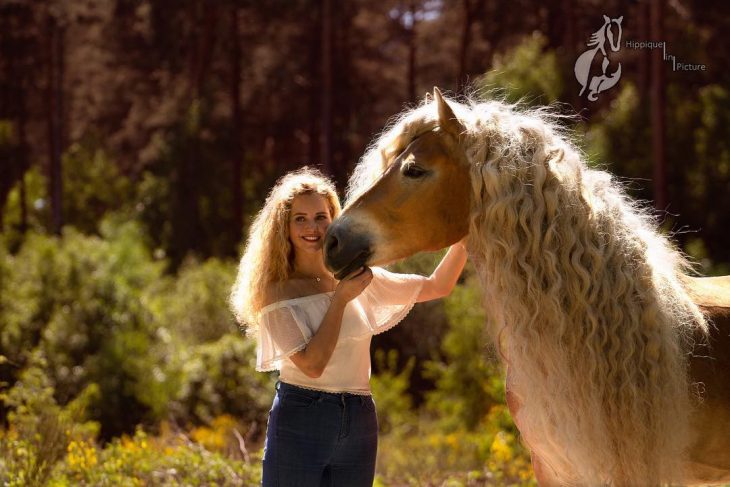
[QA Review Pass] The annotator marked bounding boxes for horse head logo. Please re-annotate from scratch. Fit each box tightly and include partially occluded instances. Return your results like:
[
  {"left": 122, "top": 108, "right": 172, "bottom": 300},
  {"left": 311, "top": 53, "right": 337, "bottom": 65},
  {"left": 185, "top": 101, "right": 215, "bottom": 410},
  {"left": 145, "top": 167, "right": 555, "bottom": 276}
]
[{"left": 574, "top": 15, "right": 623, "bottom": 101}]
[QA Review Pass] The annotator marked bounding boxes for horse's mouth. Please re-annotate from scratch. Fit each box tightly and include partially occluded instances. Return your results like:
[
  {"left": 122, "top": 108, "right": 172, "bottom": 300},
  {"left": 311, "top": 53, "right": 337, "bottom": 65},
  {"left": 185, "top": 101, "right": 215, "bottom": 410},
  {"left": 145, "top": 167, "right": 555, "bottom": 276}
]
[{"left": 334, "top": 250, "right": 371, "bottom": 280}]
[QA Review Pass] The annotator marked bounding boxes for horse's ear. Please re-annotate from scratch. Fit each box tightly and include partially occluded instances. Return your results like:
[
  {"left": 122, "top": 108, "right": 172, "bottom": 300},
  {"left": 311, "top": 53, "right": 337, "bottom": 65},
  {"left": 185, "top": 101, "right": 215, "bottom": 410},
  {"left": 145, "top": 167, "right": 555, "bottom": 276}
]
[
  {"left": 433, "top": 87, "right": 463, "bottom": 138},
  {"left": 603, "top": 14, "right": 610, "bottom": 23},
  {"left": 616, "top": 16, "right": 623, "bottom": 24}
]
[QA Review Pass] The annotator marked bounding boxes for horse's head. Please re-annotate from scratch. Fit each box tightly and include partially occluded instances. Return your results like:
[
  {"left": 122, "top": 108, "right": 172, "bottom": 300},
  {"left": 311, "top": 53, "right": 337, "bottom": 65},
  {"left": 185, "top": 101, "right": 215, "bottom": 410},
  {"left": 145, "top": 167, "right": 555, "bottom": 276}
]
[
  {"left": 606, "top": 15, "right": 623, "bottom": 52},
  {"left": 325, "top": 88, "right": 471, "bottom": 279}
]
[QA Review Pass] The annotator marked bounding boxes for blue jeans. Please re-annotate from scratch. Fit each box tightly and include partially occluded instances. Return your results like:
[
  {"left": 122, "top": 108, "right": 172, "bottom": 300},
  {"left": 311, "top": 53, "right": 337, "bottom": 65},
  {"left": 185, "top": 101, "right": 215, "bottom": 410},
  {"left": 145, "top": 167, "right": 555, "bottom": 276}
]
[{"left": 262, "top": 381, "right": 378, "bottom": 487}]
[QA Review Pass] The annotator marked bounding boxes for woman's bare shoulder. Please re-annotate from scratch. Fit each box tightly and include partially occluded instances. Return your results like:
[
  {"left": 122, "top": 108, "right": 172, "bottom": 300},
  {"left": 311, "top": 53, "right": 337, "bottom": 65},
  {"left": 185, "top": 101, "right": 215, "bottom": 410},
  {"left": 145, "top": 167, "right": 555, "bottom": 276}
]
[{"left": 262, "top": 279, "right": 311, "bottom": 307}]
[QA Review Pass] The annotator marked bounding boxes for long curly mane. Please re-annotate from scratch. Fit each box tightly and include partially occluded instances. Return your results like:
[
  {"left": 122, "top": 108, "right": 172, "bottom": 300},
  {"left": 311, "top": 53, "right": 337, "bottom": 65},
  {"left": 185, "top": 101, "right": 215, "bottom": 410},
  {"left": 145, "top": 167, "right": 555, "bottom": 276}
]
[{"left": 348, "top": 94, "right": 709, "bottom": 485}]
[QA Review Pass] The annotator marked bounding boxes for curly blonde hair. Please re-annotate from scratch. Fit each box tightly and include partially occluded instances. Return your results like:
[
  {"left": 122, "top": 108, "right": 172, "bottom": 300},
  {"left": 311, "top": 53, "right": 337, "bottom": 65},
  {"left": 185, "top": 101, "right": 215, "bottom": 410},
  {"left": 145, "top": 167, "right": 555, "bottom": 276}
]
[
  {"left": 230, "top": 167, "right": 341, "bottom": 335},
  {"left": 348, "top": 93, "right": 708, "bottom": 485}
]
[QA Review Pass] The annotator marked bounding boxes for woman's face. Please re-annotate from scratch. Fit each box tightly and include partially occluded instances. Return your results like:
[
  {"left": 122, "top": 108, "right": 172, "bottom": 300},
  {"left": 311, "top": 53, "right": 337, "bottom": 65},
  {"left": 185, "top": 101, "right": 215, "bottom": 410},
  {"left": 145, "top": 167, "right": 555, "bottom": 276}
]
[{"left": 288, "top": 193, "right": 333, "bottom": 256}]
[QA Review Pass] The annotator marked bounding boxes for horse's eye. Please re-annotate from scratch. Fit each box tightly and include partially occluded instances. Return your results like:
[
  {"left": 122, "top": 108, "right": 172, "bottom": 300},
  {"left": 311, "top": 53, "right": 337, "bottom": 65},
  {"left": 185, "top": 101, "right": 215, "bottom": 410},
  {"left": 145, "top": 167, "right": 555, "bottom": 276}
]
[{"left": 402, "top": 165, "right": 428, "bottom": 179}]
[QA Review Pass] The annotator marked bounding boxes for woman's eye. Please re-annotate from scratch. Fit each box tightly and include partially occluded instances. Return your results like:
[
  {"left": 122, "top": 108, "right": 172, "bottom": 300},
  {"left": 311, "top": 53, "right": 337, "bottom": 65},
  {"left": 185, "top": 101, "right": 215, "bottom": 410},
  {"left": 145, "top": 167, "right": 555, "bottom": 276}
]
[
  {"left": 317, "top": 215, "right": 327, "bottom": 220},
  {"left": 402, "top": 165, "right": 428, "bottom": 179},
  {"left": 295, "top": 217, "right": 305, "bottom": 222}
]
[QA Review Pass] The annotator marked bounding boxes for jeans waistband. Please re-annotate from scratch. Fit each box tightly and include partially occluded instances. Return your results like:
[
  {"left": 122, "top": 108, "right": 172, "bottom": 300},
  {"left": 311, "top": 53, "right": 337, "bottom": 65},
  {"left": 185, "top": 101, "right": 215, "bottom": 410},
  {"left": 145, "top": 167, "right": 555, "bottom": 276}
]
[{"left": 276, "top": 381, "right": 371, "bottom": 404}]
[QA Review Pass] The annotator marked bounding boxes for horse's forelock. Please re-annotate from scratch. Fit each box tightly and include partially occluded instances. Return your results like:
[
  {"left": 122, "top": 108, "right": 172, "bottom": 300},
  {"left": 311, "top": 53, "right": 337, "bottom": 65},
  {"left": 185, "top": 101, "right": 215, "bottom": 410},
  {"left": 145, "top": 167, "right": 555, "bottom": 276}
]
[{"left": 345, "top": 103, "right": 438, "bottom": 205}]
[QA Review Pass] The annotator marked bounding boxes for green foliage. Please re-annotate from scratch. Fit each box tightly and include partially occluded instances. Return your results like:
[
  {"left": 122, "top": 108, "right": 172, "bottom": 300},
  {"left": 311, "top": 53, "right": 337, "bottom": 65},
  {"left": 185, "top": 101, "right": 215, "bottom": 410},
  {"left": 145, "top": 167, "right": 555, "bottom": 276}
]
[
  {"left": 62, "top": 141, "right": 133, "bottom": 234},
  {"left": 1, "top": 165, "right": 48, "bottom": 250},
  {"left": 370, "top": 274, "right": 534, "bottom": 485},
  {"left": 370, "top": 349, "right": 417, "bottom": 435},
  {"left": 0, "top": 351, "right": 98, "bottom": 486},
  {"left": 376, "top": 251, "right": 451, "bottom": 378},
  {"left": 583, "top": 80, "right": 730, "bottom": 271},
  {"left": 583, "top": 82, "right": 649, "bottom": 175},
  {"left": 685, "top": 84, "right": 730, "bottom": 271},
  {"left": 423, "top": 274, "right": 505, "bottom": 432},
  {"left": 171, "top": 334, "right": 275, "bottom": 426},
  {"left": 48, "top": 427, "right": 261, "bottom": 487},
  {"left": 376, "top": 414, "right": 535, "bottom": 487},
  {"left": 0, "top": 119, "right": 14, "bottom": 145},
  {"left": 480, "top": 33, "right": 564, "bottom": 105},
  {"left": 31, "top": 224, "right": 167, "bottom": 435},
  {"left": 147, "top": 257, "right": 238, "bottom": 345}
]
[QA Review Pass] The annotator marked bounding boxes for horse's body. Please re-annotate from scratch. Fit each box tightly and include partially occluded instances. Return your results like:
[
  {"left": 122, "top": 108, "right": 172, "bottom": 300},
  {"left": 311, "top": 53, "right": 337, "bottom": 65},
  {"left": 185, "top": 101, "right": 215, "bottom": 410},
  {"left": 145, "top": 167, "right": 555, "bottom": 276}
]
[
  {"left": 324, "top": 88, "right": 730, "bottom": 485},
  {"left": 685, "top": 276, "right": 730, "bottom": 484}
]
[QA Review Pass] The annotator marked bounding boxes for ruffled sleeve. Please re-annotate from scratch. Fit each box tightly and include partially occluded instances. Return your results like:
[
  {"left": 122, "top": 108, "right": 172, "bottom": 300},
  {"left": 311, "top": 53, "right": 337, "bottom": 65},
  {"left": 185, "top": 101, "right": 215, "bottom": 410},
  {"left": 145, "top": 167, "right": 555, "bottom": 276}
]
[
  {"left": 362, "top": 267, "right": 426, "bottom": 334},
  {"left": 256, "top": 304, "right": 312, "bottom": 372}
]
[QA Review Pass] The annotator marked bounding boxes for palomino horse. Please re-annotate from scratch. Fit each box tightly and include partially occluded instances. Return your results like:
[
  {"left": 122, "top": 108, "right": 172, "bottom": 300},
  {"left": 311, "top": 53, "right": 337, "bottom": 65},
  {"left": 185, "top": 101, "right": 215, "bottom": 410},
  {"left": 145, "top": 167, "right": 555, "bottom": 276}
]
[{"left": 324, "top": 88, "right": 730, "bottom": 486}]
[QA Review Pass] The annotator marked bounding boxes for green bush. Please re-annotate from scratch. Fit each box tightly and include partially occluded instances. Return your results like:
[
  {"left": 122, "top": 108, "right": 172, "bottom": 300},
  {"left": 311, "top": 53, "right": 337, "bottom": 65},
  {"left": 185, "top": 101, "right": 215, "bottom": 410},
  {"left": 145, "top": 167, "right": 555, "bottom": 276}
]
[
  {"left": 0, "top": 351, "right": 98, "bottom": 487},
  {"left": 423, "top": 274, "right": 505, "bottom": 432},
  {"left": 479, "top": 32, "right": 564, "bottom": 105},
  {"left": 146, "top": 257, "right": 239, "bottom": 345},
  {"left": 48, "top": 427, "right": 261, "bottom": 487},
  {"left": 370, "top": 349, "right": 417, "bottom": 435},
  {"left": 171, "top": 334, "right": 275, "bottom": 428}
]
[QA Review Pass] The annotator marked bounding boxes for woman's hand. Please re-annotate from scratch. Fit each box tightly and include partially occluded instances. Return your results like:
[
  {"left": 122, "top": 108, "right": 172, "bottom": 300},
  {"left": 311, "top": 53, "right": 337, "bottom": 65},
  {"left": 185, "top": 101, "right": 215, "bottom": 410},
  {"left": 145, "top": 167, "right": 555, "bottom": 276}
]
[
  {"left": 291, "top": 268, "right": 372, "bottom": 378},
  {"left": 333, "top": 266, "right": 373, "bottom": 304}
]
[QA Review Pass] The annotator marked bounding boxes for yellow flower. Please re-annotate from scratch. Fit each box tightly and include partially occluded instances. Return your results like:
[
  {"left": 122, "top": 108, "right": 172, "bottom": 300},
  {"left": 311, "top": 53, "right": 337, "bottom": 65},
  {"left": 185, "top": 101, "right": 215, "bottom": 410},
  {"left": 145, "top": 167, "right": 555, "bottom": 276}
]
[
  {"left": 490, "top": 432, "right": 513, "bottom": 463},
  {"left": 66, "top": 439, "right": 98, "bottom": 471}
]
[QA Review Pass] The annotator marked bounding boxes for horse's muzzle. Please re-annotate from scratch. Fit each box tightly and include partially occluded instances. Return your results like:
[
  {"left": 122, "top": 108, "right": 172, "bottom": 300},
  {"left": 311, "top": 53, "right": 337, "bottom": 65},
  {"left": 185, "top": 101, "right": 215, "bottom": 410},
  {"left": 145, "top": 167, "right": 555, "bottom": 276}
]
[{"left": 324, "top": 219, "right": 372, "bottom": 280}]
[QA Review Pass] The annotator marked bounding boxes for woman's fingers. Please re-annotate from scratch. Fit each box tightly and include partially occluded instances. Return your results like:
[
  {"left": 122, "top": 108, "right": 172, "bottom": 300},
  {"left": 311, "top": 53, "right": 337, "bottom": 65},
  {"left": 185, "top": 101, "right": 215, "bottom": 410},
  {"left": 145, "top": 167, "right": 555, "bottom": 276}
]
[
  {"left": 343, "top": 267, "right": 364, "bottom": 280},
  {"left": 344, "top": 266, "right": 370, "bottom": 280},
  {"left": 334, "top": 267, "right": 372, "bottom": 303}
]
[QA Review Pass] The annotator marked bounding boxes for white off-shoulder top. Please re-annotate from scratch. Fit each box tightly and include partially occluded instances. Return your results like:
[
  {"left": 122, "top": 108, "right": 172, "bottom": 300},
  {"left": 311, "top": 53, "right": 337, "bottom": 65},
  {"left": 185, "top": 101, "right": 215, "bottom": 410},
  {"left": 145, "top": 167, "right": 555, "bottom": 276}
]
[{"left": 256, "top": 267, "right": 425, "bottom": 395}]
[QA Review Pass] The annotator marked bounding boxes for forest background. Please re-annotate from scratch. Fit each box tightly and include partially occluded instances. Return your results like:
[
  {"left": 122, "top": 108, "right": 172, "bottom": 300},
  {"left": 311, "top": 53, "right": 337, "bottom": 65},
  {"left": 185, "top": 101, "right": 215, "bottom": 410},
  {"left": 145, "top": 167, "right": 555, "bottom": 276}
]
[{"left": 1, "top": 0, "right": 729, "bottom": 485}]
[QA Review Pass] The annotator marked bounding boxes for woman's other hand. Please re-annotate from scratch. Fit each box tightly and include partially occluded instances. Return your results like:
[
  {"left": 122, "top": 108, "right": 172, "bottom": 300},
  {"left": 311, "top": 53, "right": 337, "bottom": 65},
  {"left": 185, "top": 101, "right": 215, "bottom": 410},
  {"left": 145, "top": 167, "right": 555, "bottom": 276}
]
[{"left": 333, "top": 267, "right": 373, "bottom": 304}]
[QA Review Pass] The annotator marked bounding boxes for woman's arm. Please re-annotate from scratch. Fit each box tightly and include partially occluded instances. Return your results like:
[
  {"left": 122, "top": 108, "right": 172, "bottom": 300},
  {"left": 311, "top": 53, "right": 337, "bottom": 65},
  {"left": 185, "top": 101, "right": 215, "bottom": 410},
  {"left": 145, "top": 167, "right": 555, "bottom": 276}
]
[
  {"left": 416, "top": 238, "right": 468, "bottom": 302},
  {"left": 289, "top": 267, "right": 373, "bottom": 378}
]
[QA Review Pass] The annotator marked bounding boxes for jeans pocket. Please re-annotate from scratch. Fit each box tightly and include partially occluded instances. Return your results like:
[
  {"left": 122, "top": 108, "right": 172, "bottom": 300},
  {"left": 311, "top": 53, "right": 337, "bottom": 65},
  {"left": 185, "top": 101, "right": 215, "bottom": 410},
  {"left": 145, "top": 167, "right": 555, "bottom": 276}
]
[
  {"left": 281, "top": 391, "right": 316, "bottom": 408},
  {"left": 363, "top": 396, "right": 376, "bottom": 412}
]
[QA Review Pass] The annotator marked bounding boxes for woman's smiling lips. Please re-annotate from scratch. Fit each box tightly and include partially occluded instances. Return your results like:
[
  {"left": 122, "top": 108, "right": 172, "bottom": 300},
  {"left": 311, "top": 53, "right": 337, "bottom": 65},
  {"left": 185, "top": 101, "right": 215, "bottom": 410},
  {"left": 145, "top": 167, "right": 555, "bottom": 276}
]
[{"left": 302, "top": 235, "right": 321, "bottom": 242}]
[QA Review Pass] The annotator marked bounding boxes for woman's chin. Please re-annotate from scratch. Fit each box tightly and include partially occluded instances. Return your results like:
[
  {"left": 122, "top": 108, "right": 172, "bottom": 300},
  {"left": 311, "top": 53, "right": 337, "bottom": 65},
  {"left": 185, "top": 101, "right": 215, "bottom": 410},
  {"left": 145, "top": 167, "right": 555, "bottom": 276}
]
[{"left": 293, "top": 243, "right": 324, "bottom": 255}]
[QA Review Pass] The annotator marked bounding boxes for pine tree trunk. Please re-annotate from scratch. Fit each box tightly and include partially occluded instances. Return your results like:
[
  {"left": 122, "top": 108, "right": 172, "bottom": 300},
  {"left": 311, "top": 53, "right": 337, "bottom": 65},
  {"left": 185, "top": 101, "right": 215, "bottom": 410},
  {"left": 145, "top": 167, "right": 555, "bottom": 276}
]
[
  {"left": 230, "top": 5, "right": 243, "bottom": 246},
  {"left": 19, "top": 91, "right": 28, "bottom": 234},
  {"left": 457, "top": 0, "right": 473, "bottom": 92},
  {"left": 457, "top": 0, "right": 485, "bottom": 93},
  {"left": 650, "top": 0, "right": 667, "bottom": 211},
  {"left": 407, "top": 0, "right": 417, "bottom": 103},
  {"left": 638, "top": 1, "right": 651, "bottom": 99},
  {"left": 321, "top": 0, "right": 333, "bottom": 175},
  {"left": 308, "top": 3, "right": 321, "bottom": 167},
  {"left": 47, "top": 15, "right": 64, "bottom": 235}
]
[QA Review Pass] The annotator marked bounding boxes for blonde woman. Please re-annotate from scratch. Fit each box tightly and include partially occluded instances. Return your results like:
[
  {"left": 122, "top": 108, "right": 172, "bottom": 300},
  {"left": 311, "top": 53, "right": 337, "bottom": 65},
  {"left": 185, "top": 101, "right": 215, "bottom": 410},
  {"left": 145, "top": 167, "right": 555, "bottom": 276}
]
[{"left": 231, "top": 167, "right": 467, "bottom": 487}]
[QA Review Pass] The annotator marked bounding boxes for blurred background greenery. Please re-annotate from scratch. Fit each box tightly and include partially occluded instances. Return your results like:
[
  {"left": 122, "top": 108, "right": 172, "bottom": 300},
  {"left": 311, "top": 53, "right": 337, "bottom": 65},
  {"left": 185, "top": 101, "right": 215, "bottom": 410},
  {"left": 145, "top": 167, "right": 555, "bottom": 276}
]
[{"left": 1, "top": 0, "right": 728, "bottom": 485}]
